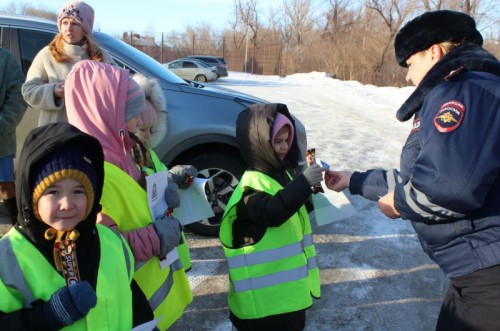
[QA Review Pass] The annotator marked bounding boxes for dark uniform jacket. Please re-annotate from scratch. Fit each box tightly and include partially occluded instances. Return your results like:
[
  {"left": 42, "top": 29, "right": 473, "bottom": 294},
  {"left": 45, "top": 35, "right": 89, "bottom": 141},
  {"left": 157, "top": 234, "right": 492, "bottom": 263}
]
[{"left": 349, "top": 44, "right": 500, "bottom": 277}]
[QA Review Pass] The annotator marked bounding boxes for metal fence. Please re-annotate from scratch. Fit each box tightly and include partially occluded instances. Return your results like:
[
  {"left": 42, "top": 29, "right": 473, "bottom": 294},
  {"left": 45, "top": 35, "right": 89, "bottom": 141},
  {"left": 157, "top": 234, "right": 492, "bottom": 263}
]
[{"left": 123, "top": 33, "right": 286, "bottom": 76}]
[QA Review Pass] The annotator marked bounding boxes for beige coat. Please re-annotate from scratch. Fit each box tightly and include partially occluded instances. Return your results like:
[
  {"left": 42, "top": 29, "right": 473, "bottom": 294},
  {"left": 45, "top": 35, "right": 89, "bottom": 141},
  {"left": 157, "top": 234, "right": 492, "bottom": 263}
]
[{"left": 21, "top": 43, "right": 113, "bottom": 126}]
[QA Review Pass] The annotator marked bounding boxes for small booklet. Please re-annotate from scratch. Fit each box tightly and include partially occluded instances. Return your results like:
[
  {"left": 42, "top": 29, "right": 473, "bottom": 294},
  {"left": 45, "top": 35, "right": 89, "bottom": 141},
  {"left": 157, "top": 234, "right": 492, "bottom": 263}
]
[
  {"left": 146, "top": 170, "right": 215, "bottom": 226},
  {"left": 173, "top": 177, "right": 215, "bottom": 225},
  {"left": 146, "top": 170, "right": 179, "bottom": 268},
  {"left": 312, "top": 182, "right": 357, "bottom": 225},
  {"left": 146, "top": 170, "right": 170, "bottom": 221}
]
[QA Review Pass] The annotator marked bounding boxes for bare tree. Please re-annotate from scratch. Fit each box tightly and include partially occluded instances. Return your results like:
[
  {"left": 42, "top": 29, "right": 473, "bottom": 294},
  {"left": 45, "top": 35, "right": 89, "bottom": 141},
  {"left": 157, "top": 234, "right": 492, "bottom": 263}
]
[
  {"left": 365, "top": 0, "right": 415, "bottom": 84},
  {"left": 323, "top": 0, "right": 357, "bottom": 38},
  {"left": 232, "top": 0, "right": 260, "bottom": 44},
  {"left": 281, "top": 0, "right": 315, "bottom": 45},
  {"left": 1, "top": 1, "right": 57, "bottom": 20}
]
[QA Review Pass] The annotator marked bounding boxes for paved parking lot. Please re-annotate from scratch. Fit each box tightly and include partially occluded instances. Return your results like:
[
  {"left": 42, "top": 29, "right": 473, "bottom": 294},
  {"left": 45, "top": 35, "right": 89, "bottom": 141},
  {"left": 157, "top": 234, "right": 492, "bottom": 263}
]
[
  {"left": 1, "top": 197, "right": 447, "bottom": 331},
  {"left": 169, "top": 194, "right": 448, "bottom": 331}
]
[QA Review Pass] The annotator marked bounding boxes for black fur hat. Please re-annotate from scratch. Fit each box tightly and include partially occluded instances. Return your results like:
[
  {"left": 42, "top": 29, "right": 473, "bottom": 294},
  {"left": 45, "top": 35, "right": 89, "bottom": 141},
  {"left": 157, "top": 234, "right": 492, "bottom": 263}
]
[{"left": 395, "top": 10, "right": 483, "bottom": 67}]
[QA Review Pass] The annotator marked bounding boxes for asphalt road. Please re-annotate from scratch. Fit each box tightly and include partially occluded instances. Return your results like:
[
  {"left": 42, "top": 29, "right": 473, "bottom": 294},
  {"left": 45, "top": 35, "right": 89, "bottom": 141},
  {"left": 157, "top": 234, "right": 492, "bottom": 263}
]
[{"left": 168, "top": 195, "right": 448, "bottom": 331}]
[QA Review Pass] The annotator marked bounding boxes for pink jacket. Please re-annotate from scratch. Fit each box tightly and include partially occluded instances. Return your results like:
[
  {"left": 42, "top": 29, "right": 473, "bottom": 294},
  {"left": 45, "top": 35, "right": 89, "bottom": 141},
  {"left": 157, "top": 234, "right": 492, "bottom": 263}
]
[{"left": 65, "top": 60, "right": 160, "bottom": 261}]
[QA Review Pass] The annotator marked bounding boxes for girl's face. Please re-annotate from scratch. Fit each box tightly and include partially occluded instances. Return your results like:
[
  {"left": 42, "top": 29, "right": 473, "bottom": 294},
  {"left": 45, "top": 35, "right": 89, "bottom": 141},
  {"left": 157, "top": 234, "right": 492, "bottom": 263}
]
[
  {"left": 37, "top": 178, "right": 88, "bottom": 231},
  {"left": 60, "top": 18, "right": 85, "bottom": 45},
  {"left": 137, "top": 125, "right": 153, "bottom": 145},
  {"left": 126, "top": 114, "right": 143, "bottom": 134},
  {"left": 273, "top": 126, "right": 291, "bottom": 160}
]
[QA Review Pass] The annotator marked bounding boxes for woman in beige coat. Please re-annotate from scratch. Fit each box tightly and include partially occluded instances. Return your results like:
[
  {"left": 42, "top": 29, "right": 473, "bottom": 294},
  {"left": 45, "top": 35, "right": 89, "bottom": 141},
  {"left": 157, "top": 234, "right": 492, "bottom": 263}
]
[{"left": 22, "top": 1, "right": 113, "bottom": 126}]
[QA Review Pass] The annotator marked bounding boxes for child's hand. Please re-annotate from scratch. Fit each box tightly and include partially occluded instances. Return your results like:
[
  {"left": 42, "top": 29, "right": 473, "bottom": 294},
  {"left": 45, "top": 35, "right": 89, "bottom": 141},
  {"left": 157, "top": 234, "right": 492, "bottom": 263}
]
[
  {"left": 324, "top": 170, "right": 352, "bottom": 192},
  {"left": 168, "top": 165, "right": 198, "bottom": 189},
  {"left": 43, "top": 281, "right": 96, "bottom": 329},
  {"left": 303, "top": 164, "right": 328, "bottom": 186},
  {"left": 165, "top": 183, "right": 180, "bottom": 210},
  {"left": 153, "top": 216, "right": 183, "bottom": 258}
]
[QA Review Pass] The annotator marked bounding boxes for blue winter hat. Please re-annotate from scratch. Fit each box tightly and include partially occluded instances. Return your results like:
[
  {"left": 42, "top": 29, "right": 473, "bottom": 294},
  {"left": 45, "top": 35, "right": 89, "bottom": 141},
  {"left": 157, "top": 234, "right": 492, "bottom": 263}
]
[{"left": 31, "top": 146, "right": 98, "bottom": 221}]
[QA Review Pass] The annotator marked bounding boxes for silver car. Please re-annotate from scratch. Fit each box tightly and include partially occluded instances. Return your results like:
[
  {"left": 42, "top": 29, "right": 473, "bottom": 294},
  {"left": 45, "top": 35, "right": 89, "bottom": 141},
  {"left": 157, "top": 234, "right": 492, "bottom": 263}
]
[
  {"left": 164, "top": 59, "right": 218, "bottom": 82},
  {"left": 187, "top": 55, "right": 229, "bottom": 78},
  {"left": 0, "top": 13, "right": 307, "bottom": 237}
]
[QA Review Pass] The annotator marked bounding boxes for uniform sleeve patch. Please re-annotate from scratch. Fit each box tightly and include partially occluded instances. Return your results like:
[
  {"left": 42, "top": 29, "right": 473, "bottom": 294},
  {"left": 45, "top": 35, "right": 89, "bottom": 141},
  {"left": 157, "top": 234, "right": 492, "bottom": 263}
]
[{"left": 433, "top": 100, "right": 465, "bottom": 133}]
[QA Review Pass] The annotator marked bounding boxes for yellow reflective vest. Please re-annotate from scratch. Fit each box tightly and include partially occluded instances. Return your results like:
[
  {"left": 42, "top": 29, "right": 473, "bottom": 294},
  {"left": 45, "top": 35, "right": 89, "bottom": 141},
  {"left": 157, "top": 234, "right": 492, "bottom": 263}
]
[
  {"left": 141, "top": 149, "right": 192, "bottom": 271},
  {"left": 220, "top": 170, "right": 320, "bottom": 319},
  {"left": 100, "top": 162, "right": 192, "bottom": 330},
  {"left": 0, "top": 225, "right": 133, "bottom": 330}
]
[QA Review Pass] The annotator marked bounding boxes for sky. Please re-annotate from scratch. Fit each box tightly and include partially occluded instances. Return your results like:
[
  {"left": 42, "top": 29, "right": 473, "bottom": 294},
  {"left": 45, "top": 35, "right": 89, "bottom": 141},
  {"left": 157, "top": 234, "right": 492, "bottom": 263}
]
[
  {"left": 16, "top": 0, "right": 237, "bottom": 35},
  {"left": 9, "top": 0, "right": 500, "bottom": 37},
  {"left": 169, "top": 71, "right": 449, "bottom": 330}
]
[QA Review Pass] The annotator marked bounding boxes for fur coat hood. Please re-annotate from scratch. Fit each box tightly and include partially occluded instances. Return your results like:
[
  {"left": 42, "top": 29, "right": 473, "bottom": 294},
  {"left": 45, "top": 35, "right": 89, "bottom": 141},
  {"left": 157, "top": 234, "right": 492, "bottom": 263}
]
[{"left": 396, "top": 43, "right": 500, "bottom": 122}]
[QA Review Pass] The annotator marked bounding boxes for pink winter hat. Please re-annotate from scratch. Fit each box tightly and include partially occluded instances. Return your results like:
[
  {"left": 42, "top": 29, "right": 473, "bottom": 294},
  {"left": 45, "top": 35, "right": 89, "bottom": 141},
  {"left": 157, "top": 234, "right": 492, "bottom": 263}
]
[
  {"left": 57, "top": 1, "right": 94, "bottom": 35},
  {"left": 271, "top": 112, "right": 294, "bottom": 147}
]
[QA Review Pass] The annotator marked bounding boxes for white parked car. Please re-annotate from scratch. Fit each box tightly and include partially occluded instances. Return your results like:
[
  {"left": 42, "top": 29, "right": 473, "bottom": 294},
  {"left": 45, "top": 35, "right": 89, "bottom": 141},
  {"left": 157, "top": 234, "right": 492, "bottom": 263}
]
[{"left": 164, "top": 59, "right": 218, "bottom": 82}]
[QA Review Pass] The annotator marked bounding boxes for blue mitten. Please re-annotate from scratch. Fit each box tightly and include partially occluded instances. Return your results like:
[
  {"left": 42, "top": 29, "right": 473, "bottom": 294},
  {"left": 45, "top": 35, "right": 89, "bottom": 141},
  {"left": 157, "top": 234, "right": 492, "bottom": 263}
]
[
  {"left": 43, "top": 281, "right": 97, "bottom": 330},
  {"left": 167, "top": 165, "right": 198, "bottom": 189},
  {"left": 153, "top": 215, "right": 183, "bottom": 258}
]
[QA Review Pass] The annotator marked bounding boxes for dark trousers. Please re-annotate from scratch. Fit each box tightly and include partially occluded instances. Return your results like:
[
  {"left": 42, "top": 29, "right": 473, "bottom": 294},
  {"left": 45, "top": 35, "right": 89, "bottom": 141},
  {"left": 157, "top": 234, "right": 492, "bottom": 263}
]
[
  {"left": 436, "top": 264, "right": 500, "bottom": 331},
  {"left": 230, "top": 309, "right": 306, "bottom": 331}
]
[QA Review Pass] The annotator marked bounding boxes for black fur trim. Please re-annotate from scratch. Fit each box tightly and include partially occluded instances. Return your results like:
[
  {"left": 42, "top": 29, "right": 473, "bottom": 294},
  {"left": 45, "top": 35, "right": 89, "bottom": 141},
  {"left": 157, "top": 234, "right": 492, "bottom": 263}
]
[{"left": 395, "top": 10, "right": 483, "bottom": 67}]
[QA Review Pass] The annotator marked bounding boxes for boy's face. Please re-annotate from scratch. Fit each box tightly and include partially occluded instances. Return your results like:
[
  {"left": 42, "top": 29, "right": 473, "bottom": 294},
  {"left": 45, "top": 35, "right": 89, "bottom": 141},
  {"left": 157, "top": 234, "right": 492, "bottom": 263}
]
[
  {"left": 273, "top": 126, "right": 291, "bottom": 160},
  {"left": 37, "top": 178, "right": 88, "bottom": 231},
  {"left": 137, "top": 125, "right": 153, "bottom": 145}
]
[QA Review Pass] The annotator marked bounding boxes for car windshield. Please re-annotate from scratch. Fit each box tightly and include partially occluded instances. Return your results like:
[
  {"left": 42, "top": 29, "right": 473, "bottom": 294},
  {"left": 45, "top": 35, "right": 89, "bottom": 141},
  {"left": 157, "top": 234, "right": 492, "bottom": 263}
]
[{"left": 93, "top": 32, "right": 187, "bottom": 85}]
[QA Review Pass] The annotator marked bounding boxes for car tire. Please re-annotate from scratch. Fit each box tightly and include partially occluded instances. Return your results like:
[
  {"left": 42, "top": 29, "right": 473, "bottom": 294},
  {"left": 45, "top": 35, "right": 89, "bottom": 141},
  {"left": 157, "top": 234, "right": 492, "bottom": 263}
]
[
  {"left": 194, "top": 75, "right": 207, "bottom": 82},
  {"left": 183, "top": 151, "right": 246, "bottom": 237}
]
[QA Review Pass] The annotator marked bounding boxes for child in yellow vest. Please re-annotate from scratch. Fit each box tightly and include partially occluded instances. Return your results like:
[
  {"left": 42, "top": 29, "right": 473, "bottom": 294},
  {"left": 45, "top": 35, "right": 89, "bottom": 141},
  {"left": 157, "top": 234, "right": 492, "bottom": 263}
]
[
  {"left": 131, "top": 73, "right": 197, "bottom": 271},
  {"left": 220, "top": 103, "right": 327, "bottom": 331},
  {"left": 64, "top": 60, "right": 192, "bottom": 331},
  {"left": 0, "top": 122, "right": 152, "bottom": 329}
]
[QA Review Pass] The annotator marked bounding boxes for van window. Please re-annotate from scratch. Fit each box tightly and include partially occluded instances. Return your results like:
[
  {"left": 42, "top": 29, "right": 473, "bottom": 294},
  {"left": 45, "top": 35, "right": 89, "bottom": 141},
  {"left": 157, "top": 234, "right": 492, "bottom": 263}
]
[{"left": 18, "top": 29, "right": 54, "bottom": 75}]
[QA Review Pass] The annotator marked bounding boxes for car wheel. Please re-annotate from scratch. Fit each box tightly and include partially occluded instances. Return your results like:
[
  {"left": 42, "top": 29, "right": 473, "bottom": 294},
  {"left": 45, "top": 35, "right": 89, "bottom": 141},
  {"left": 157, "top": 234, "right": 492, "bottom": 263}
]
[
  {"left": 183, "top": 152, "right": 246, "bottom": 237},
  {"left": 194, "top": 75, "right": 207, "bottom": 82}
]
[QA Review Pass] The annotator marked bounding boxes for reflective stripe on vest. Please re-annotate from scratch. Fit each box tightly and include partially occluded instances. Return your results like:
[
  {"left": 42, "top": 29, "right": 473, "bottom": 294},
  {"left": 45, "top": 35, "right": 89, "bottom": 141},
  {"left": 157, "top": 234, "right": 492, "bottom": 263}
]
[
  {"left": 0, "top": 225, "right": 133, "bottom": 330},
  {"left": 101, "top": 162, "right": 192, "bottom": 330},
  {"left": 220, "top": 170, "right": 320, "bottom": 319}
]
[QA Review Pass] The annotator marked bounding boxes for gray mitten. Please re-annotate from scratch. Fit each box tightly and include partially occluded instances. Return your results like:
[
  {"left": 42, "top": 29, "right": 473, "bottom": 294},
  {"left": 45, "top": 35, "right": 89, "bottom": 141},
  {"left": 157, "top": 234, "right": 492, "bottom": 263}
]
[
  {"left": 153, "top": 215, "right": 183, "bottom": 258},
  {"left": 303, "top": 164, "right": 328, "bottom": 186},
  {"left": 165, "top": 183, "right": 180, "bottom": 209},
  {"left": 43, "top": 281, "right": 97, "bottom": 330},
  {"left": 167, "top": 165, "right": 198, "bottom": 189}
]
